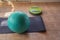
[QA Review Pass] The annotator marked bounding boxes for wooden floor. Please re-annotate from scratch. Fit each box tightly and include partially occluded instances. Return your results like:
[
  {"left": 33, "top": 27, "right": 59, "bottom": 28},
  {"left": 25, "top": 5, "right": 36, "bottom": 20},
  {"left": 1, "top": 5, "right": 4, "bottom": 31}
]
[{"left": 0, "top": 2, "right": 60, "bottom": 40}]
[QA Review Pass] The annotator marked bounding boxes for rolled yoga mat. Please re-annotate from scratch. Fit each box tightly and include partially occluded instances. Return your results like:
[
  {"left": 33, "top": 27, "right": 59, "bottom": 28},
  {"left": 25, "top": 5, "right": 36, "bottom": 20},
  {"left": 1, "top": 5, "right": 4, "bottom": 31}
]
[{"left": 0, "top": 16, "right": 46, "bottom": 34}]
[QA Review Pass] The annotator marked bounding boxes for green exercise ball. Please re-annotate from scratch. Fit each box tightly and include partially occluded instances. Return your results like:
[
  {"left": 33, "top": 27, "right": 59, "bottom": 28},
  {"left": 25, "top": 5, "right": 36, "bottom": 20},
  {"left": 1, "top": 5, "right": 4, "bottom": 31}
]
[
  {"left": 7, "top": 11, "right": 30, "bottom": 33},
  {"left": 29, "top": 6, "right": 42, "bottom": 15}
]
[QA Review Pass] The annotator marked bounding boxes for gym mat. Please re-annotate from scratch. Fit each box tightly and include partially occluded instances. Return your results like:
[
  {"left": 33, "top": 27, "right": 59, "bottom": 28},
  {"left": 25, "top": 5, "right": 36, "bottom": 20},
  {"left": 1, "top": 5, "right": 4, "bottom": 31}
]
[{"left": 0, "top": 16, "right": 46, "bottom": 34}]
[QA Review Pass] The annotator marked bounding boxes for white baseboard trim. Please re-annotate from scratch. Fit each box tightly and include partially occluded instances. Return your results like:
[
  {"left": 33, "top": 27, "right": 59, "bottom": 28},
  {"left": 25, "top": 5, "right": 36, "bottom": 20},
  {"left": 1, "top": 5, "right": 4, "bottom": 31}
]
[
  {"left": 1, "top": 0, "right": 60, "bottom": 2},
  {"left": 31, "top": 0, "right": 60, "bottom": 2}
]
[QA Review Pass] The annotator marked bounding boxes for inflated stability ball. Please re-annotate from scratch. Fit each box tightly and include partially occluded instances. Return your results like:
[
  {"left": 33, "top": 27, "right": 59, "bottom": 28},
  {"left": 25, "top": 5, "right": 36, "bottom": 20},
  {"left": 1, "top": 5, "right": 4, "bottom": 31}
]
[
  {"left": 7, "top": 11, "right": 30, "bottom": 33},
  {"left": 29, "top": 6, "right": 42, "bottom": 15}
]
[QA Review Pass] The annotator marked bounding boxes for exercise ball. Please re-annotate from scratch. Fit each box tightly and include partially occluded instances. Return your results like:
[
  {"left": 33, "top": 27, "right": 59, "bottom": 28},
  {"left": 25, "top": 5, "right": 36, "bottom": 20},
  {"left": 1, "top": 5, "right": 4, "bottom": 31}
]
[
  {"left": 7, "top": 11, "right": 30, "bottom": 33},
  {"left": 29, "top": 6, "right": 42, "bottom": 15}
]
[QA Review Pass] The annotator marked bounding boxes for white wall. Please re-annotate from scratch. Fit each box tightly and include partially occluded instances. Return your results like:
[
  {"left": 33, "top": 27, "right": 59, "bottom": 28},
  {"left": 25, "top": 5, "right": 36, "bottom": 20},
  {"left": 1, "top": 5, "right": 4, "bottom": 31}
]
[
  {"left": 17, "top": 0, "right": 60, "bottom": 2},
  {"left": 17, "top": 0, "right": 30, "bottom": 2},
  {"left": 3, "top": 0, "right": 30, "bottom": 2},
  {"left": 2, "top": 0, "right": 60, "bottom": 2},
  {"left": 32, "top": 0, "right": 60, "bottom": 2}
]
